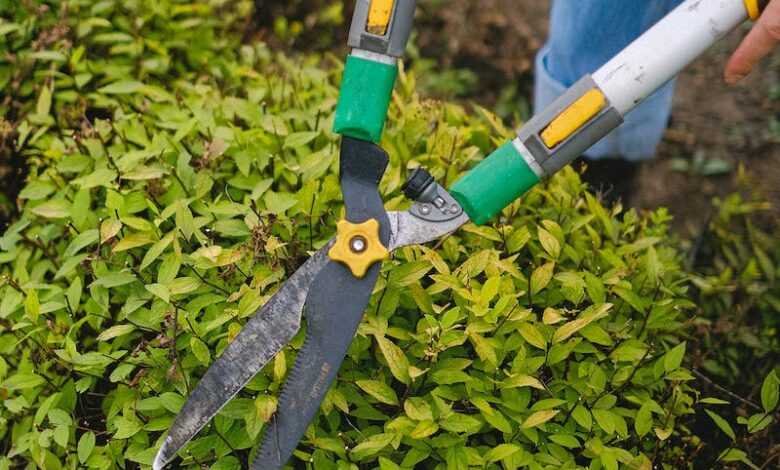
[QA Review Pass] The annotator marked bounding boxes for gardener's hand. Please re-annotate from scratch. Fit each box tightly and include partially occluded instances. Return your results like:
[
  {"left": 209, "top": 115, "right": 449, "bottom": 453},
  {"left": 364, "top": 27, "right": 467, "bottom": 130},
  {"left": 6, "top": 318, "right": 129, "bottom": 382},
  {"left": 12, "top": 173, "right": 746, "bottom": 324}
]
[{"left": 725, "top": 0, "right": 780, "bottom": 84}]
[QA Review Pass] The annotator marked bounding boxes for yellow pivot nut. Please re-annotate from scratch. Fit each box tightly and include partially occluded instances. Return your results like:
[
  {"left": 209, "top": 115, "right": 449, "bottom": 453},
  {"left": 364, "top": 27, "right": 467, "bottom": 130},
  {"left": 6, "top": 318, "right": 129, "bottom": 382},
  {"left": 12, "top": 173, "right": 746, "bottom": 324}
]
[
  {"left": 367, "top": 0, "right": 395, "bottom": 35},
  {"left": 328, "top": 219, "right": 389, "bottom": 278}
]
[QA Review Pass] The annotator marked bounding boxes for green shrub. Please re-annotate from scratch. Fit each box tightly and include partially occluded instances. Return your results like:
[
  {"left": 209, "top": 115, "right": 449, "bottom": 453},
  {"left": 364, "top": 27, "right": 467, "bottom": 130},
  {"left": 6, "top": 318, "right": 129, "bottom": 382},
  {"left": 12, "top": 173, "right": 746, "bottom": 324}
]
[
  {"left": 691, "top": 186, "right": 779, "bottom": 387},
  {"left": 1, "top": 2, "right": 777, "bottom": 470},
  {"left": 687, "top": 180, "right": 780, "bottom": 466}
]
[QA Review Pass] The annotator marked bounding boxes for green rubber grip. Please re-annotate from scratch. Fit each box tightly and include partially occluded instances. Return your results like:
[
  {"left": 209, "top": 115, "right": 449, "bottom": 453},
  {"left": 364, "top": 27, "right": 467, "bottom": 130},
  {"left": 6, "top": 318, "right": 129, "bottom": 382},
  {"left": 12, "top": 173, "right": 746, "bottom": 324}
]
[
  {"left": 451, "top": 142, "right": 541, "bottom": 225},
  {"left": 333, "top": 55, "right": 398, "bottom": 143}
]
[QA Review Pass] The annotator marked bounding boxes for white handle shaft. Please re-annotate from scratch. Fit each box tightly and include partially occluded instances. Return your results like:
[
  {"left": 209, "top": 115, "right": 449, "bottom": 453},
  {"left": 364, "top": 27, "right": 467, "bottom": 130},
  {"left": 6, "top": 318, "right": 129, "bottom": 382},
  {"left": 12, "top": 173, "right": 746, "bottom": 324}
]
[{"left": 593, "top": 0, "right": 750, "bottom": 115}]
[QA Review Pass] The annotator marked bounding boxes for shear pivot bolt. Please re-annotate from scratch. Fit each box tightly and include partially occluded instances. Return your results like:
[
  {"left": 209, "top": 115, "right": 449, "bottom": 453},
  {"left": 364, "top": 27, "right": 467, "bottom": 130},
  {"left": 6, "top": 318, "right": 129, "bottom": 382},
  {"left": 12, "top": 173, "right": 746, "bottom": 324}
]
[{"left": 350, "top": 236, "right": 367, "bottom": 253}]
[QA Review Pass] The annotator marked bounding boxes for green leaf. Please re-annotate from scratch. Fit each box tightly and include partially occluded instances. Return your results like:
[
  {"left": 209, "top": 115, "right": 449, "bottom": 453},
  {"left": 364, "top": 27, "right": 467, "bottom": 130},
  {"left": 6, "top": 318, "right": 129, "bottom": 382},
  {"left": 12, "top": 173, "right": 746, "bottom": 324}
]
[
  {"left": 190, "top": 337, "right": 211, "bottom": 365},
  {"left": 0, "top": 289, "right": 23, "bottom": 319},
  {"left": 113, "top": 232, "right": 155, "bottom": 252},
  {"left": 255, "top": 395, "right": 277, "bottom": 423},
  {"left": 439, "top": 413, "right": 482, "bottom": 434},
  {"left": 613, "top": 286, "right": 645, "bottom": 314},
  {"left": 761, "top": 370, "right": 779, "bottom": 412},
  {"left": 31, "top": 200, "right": 70, "bottom": 218},
  {"left": 54, "top": 424, "right": 70, "bottom": 448},
  {"left": 19, "top": 181, "right": 55, "bottom": 200},
  {"left": 610, "top": 339, "right": 649, "bottom": 362},
  {"left": 501, "top": 374, "right": 545, "bottom": 390},
  {"left": 480, "top": 276, "right": 501, "bottom": 304},
  {"left": 350, "top": 433, "right": 394, "bottom": 460},
  {"left": 97, "top": 324, "right": 135, "bottom": 341},
  {"left": 584, "top": 272, "right": 606, "bottom": 304},
  {"left": 100, "top": 219, "right": 123, "bottom": 243},
  {"left": 140, "top": 232, "right": 175, "bottom": 270},
  {"left": 507, "top": 226, "right": 531, "bottom": 253},
  {"left": 484, "top": 443, "right": 522, "bottom": 463},
  {"left": 168, "top": 277, "right": 201, "bottom": 295},
  {"left": 113, "top": 416, "right": 142, "bottom": 439},
  {"left": 410, "top": 420, "right": 438, "bottom": 439},
  {"left": 745, "top": 413, "right": 773, "bottom": 433},
  {"left": 719, "top": 449, "right": 759, "bottom": 469},
  {"left": 3, "top": 373, "right": 46, "bottom": 390},
  {"left": 175, "top": 203, "right": 195, "bottom": 241},
  {"left": 99, "top": 80, "right": 144, "bottom": 94},
  {"left": 571, "top": 405, "right": 592, "bottom": 431},
  {"left": 699, "top": 398, "right": 730, "bottom": 405},
  {"left": 77, "top": 432, "right": 96, "bottom": 464},
  {"left": 92, "top": 271, "right": 137, "bottom": 288},
  {"left": 469, "top": 332, "right": 497, "bottom": 366},
  {"left": 404, "top": 398, "right": 433, "bottom": 421},
  {"left": 593, "top": 409, "right": 616, "bottom": 434},
  {"left": 356, "top": 380, "right": 399, "bottom": 406},
  {"left": 705, "top": 410, "right": 736, "bottom": 440},
  {"left": 159, "top": 392, "right": 185, "bottom": 414},
  {"left": 445, "top": 446, "right": 469, "bottom": 470},
  {"left": 472, "top": 397, "right": 512, "bottom": 433},
  {"left": 553, "top": 303, "right": 612, "bottom": 343},
  {"left": 284, "top": 131, "right": 318, "bottom": 149},
  {"left": 663, "top": 342, "right": 686, "bottom": 372},
  {"left": 549, "top": 433, "right": 580, "bottom": 448},
  {"left": 375, "top": 335, "right": 410, "bottom": 385},
  {"left": 634, "top": 401, "right": 653, "bottom": 437},
  {"left": 264, "top": 191, "right": 298, "bottom": 215},
  {"left": 72, "top": 168, "right": 116, "bottom": 189},
  {"left": 379, "top": 457, "right": 401, "bottom": 470},
  {"left": 25, "top": 289, "right": 40, "bottom": 321},
  {"left": 145, "top": 283, "right": 170, "bottom": 303},
  {"left": 36, "top": 83, "right": 53, "bottom": 116},
  {"left": 64, "top": 229, "right": 99, "bottom": 257}
]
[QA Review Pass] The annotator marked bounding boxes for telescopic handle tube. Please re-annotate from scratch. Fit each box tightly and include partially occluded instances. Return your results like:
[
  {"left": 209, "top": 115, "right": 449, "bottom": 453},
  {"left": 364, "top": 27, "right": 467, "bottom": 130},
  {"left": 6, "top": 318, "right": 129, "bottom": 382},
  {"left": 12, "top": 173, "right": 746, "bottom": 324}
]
[{"left": 451, "top": 0, "right": 761, "bottom": 225}]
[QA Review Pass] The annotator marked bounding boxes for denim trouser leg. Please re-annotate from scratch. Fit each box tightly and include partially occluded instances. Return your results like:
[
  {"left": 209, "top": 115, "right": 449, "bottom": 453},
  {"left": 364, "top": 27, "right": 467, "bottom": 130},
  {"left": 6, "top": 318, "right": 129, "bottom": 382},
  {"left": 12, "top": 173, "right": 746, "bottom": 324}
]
[{"left": 534, "top": 0, "right": 685, "bottom": 161}]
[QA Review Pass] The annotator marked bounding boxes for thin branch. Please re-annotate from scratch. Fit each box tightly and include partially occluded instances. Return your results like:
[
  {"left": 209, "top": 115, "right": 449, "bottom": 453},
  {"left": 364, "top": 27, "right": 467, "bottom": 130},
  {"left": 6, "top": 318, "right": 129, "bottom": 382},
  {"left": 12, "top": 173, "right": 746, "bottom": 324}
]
[{"left": 692, "top": 368, "right": 762, "bottom": 412}]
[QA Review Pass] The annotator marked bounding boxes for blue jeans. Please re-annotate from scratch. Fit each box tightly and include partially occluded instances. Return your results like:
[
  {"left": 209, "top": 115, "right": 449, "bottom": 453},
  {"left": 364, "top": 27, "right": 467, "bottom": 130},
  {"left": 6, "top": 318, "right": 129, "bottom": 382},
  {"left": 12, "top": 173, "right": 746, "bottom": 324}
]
[{"left": 535, "top": 0, "right": 684, "bottom": 161}]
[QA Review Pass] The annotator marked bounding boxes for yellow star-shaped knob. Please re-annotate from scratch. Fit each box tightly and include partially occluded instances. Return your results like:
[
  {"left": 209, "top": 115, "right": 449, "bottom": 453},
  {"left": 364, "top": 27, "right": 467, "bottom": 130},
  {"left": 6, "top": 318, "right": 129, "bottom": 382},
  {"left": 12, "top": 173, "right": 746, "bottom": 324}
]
[{"left": 328, "top": 219, "right": 389, "bottom": 278}]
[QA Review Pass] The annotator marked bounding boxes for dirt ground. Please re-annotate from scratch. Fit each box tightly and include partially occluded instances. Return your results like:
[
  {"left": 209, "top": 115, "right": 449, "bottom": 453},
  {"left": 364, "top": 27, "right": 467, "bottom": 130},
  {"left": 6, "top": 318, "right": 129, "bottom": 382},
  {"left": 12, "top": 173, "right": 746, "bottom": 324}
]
[{"left": 416, "top": 0, "right": 780, "bottom": 236}]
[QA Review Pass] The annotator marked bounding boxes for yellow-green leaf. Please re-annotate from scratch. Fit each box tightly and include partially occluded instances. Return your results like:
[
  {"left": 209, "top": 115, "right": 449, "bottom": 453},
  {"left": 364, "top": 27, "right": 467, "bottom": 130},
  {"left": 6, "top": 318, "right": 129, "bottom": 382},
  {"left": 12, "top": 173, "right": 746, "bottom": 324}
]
[
  {"left": 553, "top": 303, "right": 613, "bottom": 343},
  {"left": 538, "top": 227, "right": 561, "bottom": 259},
  {"left": 356, "top": 380, "right": 399, "bottom": 406},
  {"left": 97, "top": 324, "right": 135, "bottom": 341},
  {"left": 190, "top": 337, "right": 210, "bottom": 365},
  {"left": 410, "top": 420, "right": 438, "bottom": 439},
  {"left": 519, "top": 323, "right": 547, "bottom": 350},
  {"left": 484, "top": 443, "right": 522, "bottom": 463},
  {"left": 522, "top": 410, "right": 559, "bottom": 429},
  {"left": 100, "top": 219, "right": 123, "bottom": 243},
  {"left": 374, "top": 336, "right": 404, "bottom": 371},
  {"left": 501, "top": 374, "right": 545, "bottom": 390},
  {"left": 531, "top": 262, "right": 555, "bottom": 295},
  {"left": 113, "top": 232, "right": 155, "bottom": 253},
  {"left": 31, "top": 200, "right": 70, "bottom": 219}
]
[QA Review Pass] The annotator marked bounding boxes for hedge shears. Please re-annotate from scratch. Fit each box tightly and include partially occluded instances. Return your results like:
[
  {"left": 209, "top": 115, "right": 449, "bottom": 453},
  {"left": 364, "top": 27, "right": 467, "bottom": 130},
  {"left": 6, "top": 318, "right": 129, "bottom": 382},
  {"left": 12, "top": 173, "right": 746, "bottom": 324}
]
[{"left": 153, "top": 0, "right": 767, "bottom": 468}]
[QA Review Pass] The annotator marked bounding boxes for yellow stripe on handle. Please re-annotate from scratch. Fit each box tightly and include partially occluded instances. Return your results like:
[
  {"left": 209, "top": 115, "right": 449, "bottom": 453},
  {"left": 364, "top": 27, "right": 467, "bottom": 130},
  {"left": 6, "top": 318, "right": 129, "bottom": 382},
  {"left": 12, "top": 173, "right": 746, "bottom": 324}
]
[
  {"left": 541, "top": 89, "right": 607, "bottom": 149},
  {"left": 367, "top": 0, "right": 395, "bottom": 35},
  {"left": 744, "top": 0, "right": 760, "bottom": 20}
]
